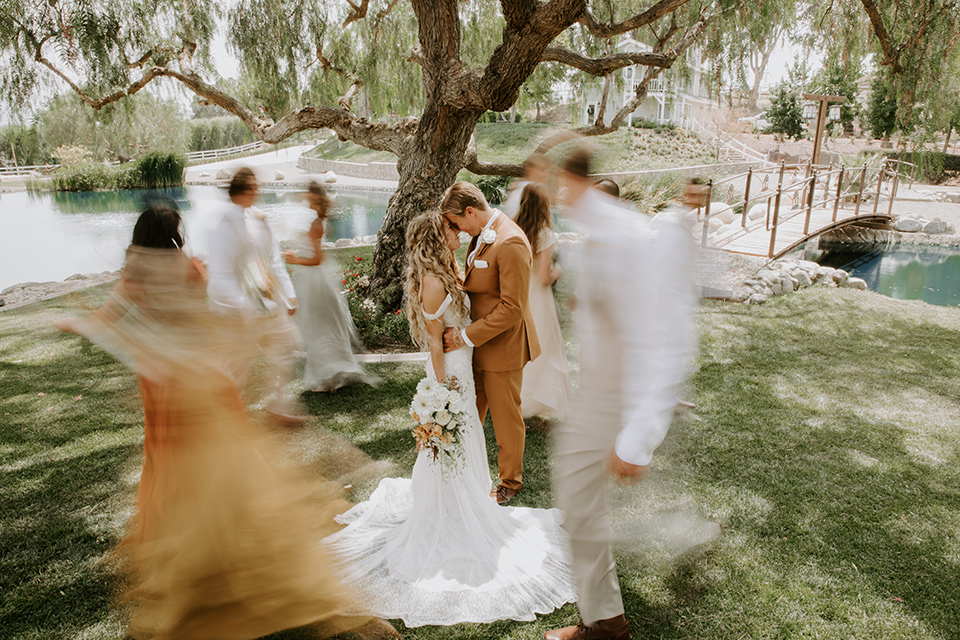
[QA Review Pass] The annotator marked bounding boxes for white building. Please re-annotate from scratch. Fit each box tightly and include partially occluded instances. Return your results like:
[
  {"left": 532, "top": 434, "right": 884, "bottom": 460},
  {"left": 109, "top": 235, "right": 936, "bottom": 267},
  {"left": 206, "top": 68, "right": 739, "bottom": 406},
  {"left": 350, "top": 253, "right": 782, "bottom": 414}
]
[{"left": 581, "top": 37, "right": 717, "bottom": 127}]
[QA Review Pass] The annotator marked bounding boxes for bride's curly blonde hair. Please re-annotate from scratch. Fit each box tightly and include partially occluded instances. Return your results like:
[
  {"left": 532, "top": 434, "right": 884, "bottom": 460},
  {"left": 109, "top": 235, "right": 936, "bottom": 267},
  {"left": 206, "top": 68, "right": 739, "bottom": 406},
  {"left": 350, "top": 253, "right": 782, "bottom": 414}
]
[{"left": 404, "top": 210, "right": 469, "bottom": 349}]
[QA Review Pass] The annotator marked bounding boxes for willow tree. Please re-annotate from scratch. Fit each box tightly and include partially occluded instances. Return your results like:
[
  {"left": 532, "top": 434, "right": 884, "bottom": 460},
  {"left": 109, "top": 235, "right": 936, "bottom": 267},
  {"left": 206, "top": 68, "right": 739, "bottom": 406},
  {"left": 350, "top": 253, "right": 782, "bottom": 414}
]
[{"left": 2, "top": 0, "right": 726, "bottom": 304}]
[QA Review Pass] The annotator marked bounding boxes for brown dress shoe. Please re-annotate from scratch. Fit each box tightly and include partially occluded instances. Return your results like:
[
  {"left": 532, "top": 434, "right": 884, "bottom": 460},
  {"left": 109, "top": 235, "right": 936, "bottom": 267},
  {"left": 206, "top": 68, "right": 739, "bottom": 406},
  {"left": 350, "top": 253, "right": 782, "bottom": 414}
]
[
  {"left": 543, "top": 614, "right": 630, "bottom": 640},
  {"left": 489, "top": 484, "right": 519, "bottom": 505}
]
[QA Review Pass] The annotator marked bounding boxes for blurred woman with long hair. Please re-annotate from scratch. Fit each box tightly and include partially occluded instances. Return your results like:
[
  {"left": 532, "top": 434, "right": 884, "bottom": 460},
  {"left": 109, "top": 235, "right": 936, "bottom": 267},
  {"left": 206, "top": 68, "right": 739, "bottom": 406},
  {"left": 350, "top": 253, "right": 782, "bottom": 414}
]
[
  {"left": 55, "top": 205, "right": 366, "bottom": 640},
  {"left": 513, "top": 183, "right": 571, "bottom": 419},
  {"left": 285, "top": 181, "right": 375, "bottom": 392}
]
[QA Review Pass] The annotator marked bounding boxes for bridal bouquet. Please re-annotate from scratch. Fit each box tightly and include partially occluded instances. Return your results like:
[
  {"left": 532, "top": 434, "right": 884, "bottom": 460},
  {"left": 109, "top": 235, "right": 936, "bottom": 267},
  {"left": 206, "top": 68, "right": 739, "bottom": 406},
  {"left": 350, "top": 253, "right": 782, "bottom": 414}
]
[{"left": 410, "top": 376, "right": 468, "bottom": 464}]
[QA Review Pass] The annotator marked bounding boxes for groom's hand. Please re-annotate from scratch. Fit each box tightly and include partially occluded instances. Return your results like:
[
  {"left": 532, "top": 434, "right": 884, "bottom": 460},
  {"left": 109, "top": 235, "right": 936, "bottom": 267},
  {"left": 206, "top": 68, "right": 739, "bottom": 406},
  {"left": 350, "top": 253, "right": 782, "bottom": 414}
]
[
  {"left": 607, "top": 448, "right": 648, "bottom": 484},
  {"left": 442, "top": 327, "right": 461, "bottom": 352}
]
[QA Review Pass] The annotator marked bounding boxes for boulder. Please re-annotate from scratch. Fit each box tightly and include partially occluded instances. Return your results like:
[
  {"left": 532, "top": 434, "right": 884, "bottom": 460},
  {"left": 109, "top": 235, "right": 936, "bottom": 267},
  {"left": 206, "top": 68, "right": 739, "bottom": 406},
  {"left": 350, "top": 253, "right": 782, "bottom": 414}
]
[
  {"left": 215, "top": 168, "right": 232, "bottom": 180},
  {"left": 334, "top": 238, "right": 353, "bottom": 248},
  {"left": 749, "top": 293, "right": 768, "bottom": 304},
  {"left": 830, "top": 269, "right": 849, "bottom": 286},
  {"left": 947, "top": 223, "right": 956, "bottom": 234},
  {"left": 707, "top": 217, "right": 723, "bottom": 232},
  {"left": 198, "top": 171, "right": 211, "bottom": 178},
  {"left": 324, "top": 170, "right": 338, "bottom": 183},
  {"left": 796, "top": 259, "right": 821, "bottom": 273},
  {"left": 846, "top": 277, "right": 868, "bottom": 290},
  {"left": 757, "top": 268, "right": 779, "bottom": 281},
  {"left": 65, "top": 273, "right": 88, "bottom": 281},
  {"left": 747, "top": 203, "right": 768, "bottom": 221},
  {"left": 795, "top": 271, "right": 812, "bottom": 288},
  {"left": 710, "top": 203, "right": 735, "bottom": 225},
  {"left": 782, "top": 277, "right": 796, "bottom": 293},
  {"left": 894, "top": 217, "right": 923, "bottom": 232},
  {"left": 362, "top": 235, "right": 377, "bottom": 244},
  {"left": 274, "top": 170, "right": 285, "bottom": 181},
  {"left": 923, "top": 220, "right": 948, "bottom": 234}
]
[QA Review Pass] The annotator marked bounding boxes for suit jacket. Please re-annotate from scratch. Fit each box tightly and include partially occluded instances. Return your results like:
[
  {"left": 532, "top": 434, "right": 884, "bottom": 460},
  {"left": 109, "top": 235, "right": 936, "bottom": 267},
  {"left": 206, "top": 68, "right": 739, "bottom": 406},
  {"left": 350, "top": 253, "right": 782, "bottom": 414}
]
[{"left": 463, "top": 212, "right": 541, "bottom": 372}]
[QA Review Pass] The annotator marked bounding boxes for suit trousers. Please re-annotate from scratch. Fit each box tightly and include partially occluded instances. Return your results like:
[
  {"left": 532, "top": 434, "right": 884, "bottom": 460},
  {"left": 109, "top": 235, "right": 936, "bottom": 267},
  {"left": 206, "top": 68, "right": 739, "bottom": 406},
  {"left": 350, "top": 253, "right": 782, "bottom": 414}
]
[
  {"left": 474, "top": 368, "right": 525, "bottom": 492},
  {"left": 226, "top": 309, "right": 301, "bottom": 408},
  {"left": 553, "top": 368, "right": 625, "bottom": 625}
]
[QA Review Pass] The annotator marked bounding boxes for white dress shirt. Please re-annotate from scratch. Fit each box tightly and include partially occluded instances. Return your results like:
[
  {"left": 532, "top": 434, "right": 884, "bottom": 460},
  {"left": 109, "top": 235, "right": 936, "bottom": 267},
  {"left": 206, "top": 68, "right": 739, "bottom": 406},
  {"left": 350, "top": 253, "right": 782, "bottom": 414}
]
[
  {"left": 206, "top": 202, "right": 296, "bottom": 314},
  {"left": 566, "top": 188, "right": 697, "bottom": 466}
]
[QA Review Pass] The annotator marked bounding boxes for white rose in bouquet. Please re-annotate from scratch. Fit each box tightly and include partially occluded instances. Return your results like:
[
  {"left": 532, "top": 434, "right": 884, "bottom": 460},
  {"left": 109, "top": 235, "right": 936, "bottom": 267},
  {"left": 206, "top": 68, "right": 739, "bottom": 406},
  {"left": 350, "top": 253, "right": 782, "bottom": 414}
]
[{"left": 434, "top": 410, "right": 452, "bottom": 426}]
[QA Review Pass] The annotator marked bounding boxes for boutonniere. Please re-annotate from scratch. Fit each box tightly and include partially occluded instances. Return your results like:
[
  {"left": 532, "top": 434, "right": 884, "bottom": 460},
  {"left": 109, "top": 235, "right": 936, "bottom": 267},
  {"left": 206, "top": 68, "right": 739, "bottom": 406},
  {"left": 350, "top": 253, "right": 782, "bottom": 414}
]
[{"left": 481, "top": 228, "right": 497, "bottom": 245}]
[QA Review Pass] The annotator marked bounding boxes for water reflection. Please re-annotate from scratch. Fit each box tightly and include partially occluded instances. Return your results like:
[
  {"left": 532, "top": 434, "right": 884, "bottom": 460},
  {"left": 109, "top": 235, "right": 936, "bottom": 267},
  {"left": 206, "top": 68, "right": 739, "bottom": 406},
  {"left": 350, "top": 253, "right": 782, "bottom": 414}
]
[
  {"left": 818, "top": 244, "right": 960, "bottom": 307},
  {"left": 0, "top": 186, "right": 391, "bottom": 290}
]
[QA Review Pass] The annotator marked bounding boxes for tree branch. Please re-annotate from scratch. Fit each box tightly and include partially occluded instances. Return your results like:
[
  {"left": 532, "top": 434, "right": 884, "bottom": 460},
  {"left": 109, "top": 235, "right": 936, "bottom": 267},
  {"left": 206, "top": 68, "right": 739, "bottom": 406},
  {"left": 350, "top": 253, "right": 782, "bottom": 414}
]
[
  {"left": 463, "top": 136, "right": 524, "bottom": 177},
  {"left": 541, "top": 46, "right": 671, "bottom": 76},
  {"left": 316, "top": 53, "right": 364, "bottom": 110},
  {"left": 33, "top": 38, "right": 410, "bottom": 155},
  {"left": 343, "top": 0, "right": 371, "bottom": 27},
  {"left": 859, "top": 0, "right": 902, "bottom": 72},
  {"left": 579, "top": 0, "right": 693, "bottom": 38},
  {"left": 501, "top": 0, "right": 539, "bottom": 30}
]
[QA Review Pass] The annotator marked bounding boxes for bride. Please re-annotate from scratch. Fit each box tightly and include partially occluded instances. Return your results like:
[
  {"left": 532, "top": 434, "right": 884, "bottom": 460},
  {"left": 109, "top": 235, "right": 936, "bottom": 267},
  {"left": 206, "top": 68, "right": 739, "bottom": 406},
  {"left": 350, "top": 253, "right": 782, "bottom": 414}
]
[{"left": 323, "top": 210, "right": 576, "bottom": 627}]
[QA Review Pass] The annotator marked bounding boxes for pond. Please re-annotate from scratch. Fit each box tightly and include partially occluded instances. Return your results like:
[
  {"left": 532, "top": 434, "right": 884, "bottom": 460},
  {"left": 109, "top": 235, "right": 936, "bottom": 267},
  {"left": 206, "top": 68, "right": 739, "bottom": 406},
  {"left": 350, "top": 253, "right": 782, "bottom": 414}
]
[
  {"left": 817, "top": 243, "right": 960, "bottom": 308},
  {"left": 0, "top": 185, "right": 393, "bottom": 291}
]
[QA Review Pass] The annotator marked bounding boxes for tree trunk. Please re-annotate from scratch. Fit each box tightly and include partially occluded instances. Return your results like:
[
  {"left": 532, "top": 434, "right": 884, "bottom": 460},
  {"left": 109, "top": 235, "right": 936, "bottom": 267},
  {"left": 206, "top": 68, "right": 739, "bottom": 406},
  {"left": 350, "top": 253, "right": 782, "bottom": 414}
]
[
  {"left": 944, "top": 128, "right": 953, "bottom": 154},
  {"left": 370, "top": 106, "right": 480, "bottom": 309}
]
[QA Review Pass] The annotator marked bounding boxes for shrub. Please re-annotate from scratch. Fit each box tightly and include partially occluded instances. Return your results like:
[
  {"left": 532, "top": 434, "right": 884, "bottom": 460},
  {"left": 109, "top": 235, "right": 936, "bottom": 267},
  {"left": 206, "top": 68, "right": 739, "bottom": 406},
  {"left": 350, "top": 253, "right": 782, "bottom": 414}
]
[
  {"left": 49, "top": 152, "right": 185, "bottom": 191},
  {"left": 470, "top": 174, "right": 513, "bottom": 204},
  {"left": 338, "top": 255, "right": 414, "bottom": 350},
  {"left": 135, "top": 152, "right": 186, "bottom": 188}
]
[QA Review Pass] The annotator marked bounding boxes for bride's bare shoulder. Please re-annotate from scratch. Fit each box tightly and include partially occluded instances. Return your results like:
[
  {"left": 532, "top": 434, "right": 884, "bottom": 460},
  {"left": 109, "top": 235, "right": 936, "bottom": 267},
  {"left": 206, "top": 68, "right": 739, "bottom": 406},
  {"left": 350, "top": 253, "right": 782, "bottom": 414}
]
[{"left": 420, "top": 275, "right": 448, "bottom": 316}]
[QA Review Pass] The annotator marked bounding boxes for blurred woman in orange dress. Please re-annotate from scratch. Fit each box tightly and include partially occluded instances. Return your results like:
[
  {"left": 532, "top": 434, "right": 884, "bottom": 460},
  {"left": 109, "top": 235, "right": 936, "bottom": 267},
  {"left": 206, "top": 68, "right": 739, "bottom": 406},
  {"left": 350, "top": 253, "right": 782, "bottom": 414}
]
[{"left": 56, "top": 205, "right": 367, "bottom": 640}]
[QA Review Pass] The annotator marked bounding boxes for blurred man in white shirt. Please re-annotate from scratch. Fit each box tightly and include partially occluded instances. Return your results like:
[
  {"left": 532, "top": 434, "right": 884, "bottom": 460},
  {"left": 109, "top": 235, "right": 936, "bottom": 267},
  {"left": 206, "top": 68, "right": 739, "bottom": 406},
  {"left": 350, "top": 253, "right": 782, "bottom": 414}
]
[
  {"left": 544, "top": 149, "right": 699, "bottom": 640},
  {"left": 206, "top": 167, "right": 303, "bottom": 422}
]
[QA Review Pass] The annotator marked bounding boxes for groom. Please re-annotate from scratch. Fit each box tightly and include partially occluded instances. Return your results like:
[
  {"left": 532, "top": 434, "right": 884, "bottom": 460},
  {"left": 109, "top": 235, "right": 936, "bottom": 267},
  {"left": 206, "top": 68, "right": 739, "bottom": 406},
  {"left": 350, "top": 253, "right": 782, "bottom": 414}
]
[{"left": 440, "top": 182, "right": 540, "bottom": 505}]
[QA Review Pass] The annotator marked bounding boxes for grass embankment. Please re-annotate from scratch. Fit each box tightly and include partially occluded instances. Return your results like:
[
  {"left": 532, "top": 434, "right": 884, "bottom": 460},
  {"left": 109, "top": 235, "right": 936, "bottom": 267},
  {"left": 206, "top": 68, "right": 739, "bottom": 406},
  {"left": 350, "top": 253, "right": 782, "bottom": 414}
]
[
  {"left": 3, "top": 259, "right": 960, "bottom": 638},
  {"left": 305, "top": 122, "right": 720, "bottom": 174}
]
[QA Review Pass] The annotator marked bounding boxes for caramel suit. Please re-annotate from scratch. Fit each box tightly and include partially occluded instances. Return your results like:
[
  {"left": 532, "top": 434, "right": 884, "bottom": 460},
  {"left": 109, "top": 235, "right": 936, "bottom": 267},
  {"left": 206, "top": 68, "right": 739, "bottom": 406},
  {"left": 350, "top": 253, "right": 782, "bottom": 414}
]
[{"left": 463, "top": 213, "right": 540, "bottom": 492}]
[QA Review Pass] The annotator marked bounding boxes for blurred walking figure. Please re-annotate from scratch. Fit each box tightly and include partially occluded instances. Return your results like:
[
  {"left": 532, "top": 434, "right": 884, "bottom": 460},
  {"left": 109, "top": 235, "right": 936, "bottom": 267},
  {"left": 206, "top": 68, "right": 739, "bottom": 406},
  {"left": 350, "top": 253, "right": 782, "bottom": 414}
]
[
  {"left": 545, "top": 148, "right": 698, "bottom": 640},
  {"left": 206, "top": 167, "right": 303, "bottom": 421},
  {"left": 284, "top": 181, "right": 376, "bottom": 392},
  {"left": 55, "top": 206, "right": 367, "bottom": 640},
  {"left": 502, "top": 152, "right": 553, "bottom": 219},
  {"left": 514, "top": 182, "right": 572, "bottom": 419}
]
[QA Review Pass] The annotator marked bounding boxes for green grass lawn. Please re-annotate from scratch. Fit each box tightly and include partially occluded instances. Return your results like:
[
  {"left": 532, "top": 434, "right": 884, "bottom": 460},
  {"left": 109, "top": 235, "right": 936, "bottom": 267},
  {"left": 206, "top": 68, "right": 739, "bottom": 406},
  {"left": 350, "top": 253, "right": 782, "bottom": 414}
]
[
  {"left": 305, "top": 122, "right": 720, "bottom": 175},
  {"left": 3, "top": 270, "right": 960, "bottom": 638}
]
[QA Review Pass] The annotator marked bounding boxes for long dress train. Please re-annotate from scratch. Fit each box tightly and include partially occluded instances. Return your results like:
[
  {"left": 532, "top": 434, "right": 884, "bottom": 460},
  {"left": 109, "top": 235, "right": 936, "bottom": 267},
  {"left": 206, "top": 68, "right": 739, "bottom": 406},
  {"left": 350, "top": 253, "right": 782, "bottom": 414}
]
[{"left": 322, "top": 292, "right": 577, "bottom": 627}]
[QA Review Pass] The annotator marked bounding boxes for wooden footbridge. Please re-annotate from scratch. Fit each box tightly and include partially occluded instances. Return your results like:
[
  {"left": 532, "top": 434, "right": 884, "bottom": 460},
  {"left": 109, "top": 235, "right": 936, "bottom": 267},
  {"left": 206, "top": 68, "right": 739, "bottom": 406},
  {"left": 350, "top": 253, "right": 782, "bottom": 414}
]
[{"left": 695, "top": 160, "right": 911, "bottom": 259}]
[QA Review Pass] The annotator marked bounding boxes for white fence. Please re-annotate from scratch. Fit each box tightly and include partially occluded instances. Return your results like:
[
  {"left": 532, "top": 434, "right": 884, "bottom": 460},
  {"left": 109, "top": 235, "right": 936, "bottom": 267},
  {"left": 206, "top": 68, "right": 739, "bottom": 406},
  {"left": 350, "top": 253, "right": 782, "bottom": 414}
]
[
  {"left": 0, "top": 142, "right": 270, "bottom": 177},
  {"left": 0, "top": 163, "right": 61, "bottom": 177},
  {"left": 185, "top": 141, "right": 266, "bottom": 161}
]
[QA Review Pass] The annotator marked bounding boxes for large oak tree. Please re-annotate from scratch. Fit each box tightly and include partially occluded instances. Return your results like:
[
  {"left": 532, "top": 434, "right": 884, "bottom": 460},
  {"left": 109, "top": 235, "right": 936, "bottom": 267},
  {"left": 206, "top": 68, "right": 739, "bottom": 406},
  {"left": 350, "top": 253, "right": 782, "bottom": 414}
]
[{"left": 3, "top": 0, "right": 732, "bottom": 304}]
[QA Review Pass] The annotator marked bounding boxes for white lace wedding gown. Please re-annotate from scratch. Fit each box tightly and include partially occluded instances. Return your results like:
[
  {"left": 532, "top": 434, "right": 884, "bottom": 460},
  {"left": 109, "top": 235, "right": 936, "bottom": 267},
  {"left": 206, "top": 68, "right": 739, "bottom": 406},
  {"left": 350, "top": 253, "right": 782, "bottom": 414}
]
[{"left": 322, "top": 291, "right": 577, "bottom": 627}]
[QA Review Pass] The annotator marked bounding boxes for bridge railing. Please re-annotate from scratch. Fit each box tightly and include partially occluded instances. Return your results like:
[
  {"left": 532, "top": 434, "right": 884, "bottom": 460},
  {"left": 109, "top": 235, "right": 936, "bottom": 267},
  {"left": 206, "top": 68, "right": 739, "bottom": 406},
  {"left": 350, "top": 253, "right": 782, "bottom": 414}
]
[{"left": 695, "top": 160, "right": 894, "bottom": 257}]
